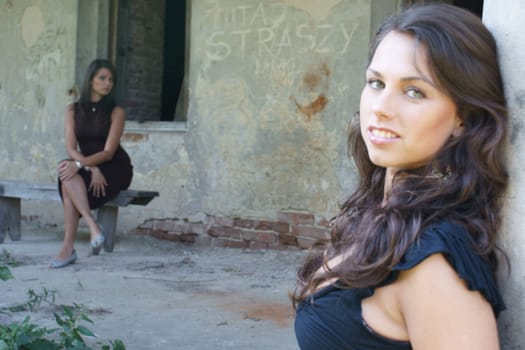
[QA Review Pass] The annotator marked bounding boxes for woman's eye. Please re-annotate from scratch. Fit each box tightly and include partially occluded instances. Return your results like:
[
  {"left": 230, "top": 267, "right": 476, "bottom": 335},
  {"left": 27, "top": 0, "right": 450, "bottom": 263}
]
[
  {"left": 406, "top": 87, "right": 425, "bottom": 99},
  {"left": 367, "top": 79, "right": 384, "bottom": 90}
]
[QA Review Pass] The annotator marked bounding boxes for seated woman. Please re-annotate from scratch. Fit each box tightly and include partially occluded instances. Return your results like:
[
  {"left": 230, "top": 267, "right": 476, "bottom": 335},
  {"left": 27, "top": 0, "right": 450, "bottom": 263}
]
[{"left": 50, "top": 59, "right": 133, "bottom": 268}]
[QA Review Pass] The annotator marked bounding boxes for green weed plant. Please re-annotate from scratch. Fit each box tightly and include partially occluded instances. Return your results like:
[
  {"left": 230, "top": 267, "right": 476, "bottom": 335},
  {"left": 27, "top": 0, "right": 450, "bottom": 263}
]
[{"left": 0, "top": 251, "right": 126, "bottom": 350}]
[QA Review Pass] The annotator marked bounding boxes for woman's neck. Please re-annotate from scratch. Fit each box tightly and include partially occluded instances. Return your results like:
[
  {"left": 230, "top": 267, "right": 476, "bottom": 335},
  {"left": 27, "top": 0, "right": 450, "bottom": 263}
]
[
  {"left": 384, "top": 168, "right": 396, "bottom": 199},
  {"left": 90, "top": 92, "right": 102, "bottom": 103}
]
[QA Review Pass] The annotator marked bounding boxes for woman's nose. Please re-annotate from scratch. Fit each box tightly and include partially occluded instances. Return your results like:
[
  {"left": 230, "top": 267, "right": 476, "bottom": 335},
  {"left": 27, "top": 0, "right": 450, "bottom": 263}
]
[{"left": 371, "top": 90, "right": 396, "bottom": 119}]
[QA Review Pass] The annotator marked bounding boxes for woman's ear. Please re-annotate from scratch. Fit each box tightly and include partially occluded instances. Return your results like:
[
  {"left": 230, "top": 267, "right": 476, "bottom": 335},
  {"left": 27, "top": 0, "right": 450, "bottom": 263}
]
[{"left": 452, "top": 117, "right": 464, "bottom": 137}]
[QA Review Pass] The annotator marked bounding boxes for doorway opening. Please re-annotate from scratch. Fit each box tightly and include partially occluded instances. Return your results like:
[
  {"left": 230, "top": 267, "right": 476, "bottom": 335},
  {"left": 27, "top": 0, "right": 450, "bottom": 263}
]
[
  {"left": 112, "top": 0, "right": 188, "bottom": 122},
  {"left": 453, "top": 0, "right": 483, "bottom": 17}
]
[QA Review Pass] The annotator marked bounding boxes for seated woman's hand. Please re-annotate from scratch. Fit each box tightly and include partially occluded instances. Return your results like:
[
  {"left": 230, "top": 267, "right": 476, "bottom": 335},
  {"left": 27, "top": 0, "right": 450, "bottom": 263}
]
[
  {"left": 88, "top": 166, "right": 108, "bottom": 197},
  {"left": 58, "top": 160, "right": 78, "bottom": 182}
]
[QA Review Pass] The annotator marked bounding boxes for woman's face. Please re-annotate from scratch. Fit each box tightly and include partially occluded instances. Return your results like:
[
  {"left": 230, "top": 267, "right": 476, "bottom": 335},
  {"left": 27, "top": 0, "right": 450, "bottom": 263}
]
[
  {"left": 359, "top": 31, "right": 462, "bottom": 180},
  {"left": 91, "top": 67, "right": 114, "bottom": 99}
]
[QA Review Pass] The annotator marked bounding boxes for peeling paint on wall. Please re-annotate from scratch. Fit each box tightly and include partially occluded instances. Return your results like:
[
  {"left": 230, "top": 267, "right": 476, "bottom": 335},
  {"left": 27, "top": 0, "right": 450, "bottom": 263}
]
[
  {"left": 123, "top": 133, "right": 148, "bottom": 142},
  {"left": 21, "top": 6, "right": 44, "bottom": 48},
  {"left": 292, "top": 63, "right": 331, "bottom": 120}
]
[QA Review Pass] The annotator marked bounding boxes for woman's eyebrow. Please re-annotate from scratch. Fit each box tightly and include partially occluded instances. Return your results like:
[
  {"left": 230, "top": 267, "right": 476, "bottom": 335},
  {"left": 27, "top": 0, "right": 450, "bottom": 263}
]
[{"left": 367, "top": 68, "right": 437, "bottom": 88}]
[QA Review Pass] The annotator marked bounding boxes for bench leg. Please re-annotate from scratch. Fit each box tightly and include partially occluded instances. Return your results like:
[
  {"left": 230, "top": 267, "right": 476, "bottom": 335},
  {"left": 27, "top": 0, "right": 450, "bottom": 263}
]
[
  {"left": 96, "top": 205, "right": 118, "bottom": 252},
  {"left": 0, "top": 197, "right": 22, "bottom": 243}
]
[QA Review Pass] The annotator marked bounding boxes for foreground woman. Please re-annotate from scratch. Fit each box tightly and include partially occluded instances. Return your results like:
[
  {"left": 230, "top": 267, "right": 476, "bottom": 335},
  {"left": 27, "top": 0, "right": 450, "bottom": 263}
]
[{"left": 293, "top": 4, "right": 508, "bottom": 349}]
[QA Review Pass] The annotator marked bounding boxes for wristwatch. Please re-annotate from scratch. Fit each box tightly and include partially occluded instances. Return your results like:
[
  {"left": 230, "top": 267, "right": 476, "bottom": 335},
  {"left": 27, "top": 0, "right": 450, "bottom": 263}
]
[{"left": 74, "top": 160, "right": 82, "bottom": 169}]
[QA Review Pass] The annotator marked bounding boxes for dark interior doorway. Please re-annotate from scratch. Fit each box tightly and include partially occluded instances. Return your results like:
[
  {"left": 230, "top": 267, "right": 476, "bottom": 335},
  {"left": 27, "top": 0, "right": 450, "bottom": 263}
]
[
  {"left": 113, "top": 0, "right": 187, "bottom": 122},
  {"left": 161, "top": 1, "right": 186, "bottom": 121},
  {"left": 453, "top": 0, "right": 483, "bottom": 17}
]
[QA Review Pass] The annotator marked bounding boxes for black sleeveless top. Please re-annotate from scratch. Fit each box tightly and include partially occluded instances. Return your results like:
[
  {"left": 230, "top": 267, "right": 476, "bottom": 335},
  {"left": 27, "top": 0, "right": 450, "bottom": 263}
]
[
  {"left": 294, "top": 221, "right": 505, "bottom": 350},
  {"left": 58, "top": 102, "right": 133, "bottom": 209}
]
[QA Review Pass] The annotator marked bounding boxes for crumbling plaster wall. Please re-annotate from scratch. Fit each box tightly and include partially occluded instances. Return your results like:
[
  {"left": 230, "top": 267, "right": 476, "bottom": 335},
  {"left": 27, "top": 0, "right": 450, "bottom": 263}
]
[
  {"left": 185, "top": 0, "right": 367, "bottom": 216},
  {"left": 0, "top": 0, "right": 385, "bottom": 231},
  {"left": 0, "top": 0, "right": 78, "bottom": 222},
  {"left": 484, "top": 0, "right": 525, "bottom": 347},
  {"left": 120, "top": 0, "right": 377, "bottom": 229}
]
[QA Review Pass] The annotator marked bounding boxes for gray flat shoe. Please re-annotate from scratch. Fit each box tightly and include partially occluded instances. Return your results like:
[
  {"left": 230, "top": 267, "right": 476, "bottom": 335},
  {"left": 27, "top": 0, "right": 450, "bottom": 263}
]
[
  {"left": 50, "top": 250, "right": 77, "bottom": 268},
  {"left": 91, "top": 225, "right": 105, "bottom": 256}
]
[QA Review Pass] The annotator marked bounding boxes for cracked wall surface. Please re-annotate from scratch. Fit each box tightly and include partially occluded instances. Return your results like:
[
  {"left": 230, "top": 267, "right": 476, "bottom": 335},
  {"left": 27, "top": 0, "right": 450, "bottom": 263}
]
[
  {"left": 484, "top": 0, "right": 525, "bottom": 347},
  {"left": 0, "top": 0, "right": 372, "bottom": 228}
]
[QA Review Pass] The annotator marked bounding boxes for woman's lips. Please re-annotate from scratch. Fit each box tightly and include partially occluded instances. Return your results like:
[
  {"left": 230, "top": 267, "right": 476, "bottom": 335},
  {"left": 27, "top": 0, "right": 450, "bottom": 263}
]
[{"left": 368, "top": 127, "right": 400, "bottom": 143}]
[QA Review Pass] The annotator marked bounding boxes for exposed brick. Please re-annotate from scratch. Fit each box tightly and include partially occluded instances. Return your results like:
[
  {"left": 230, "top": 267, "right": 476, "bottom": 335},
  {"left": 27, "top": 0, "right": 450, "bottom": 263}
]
[
  {"left": 208, "top": 226, "right": 242, "bottom": 239},
  {"left": 178, "top": 233, "right": 198, "bottom": 243},
  {"left": 131, "top": 227, "right": 151, "bottom": 236},
  {"left": 271, "top": 242, "right": 300, "bottom": 251},
  {"left": 122, "top": 133, "right": 146, "bottom": 142},
  {"left": 278, "top": 233, "right": 298, "bottom": 246},
  {"left": 241, "top": 230, "right": 278, "bottom": 244},
  {"left": 214, "top": 238, "right": 249, "bottom": 249},
  {"left": 188, "top": 212, "right": 207, "bottom": 223},
  {"left": 189, "top": 222, "right": 207, "bottom": 235},
  {"left": 122, "top": 0, "right": 165, "bottom": 121},
  {"left": 316, "top": 216, "right": 331, "bottom": 228},
  {"left": 214, "top": 216, "right": 235, "bottom": 227},
  {"left": 171, "top": 221, "right": 190, "bottom": 234},
  {"left": 206, "top": 215, "right": 217, "bottom": 226},
  {"left": 291, "top": 225, "right": 330, "bottom": 240},
  {"left": 234, "top": 218, "right": 255, "bottom": 228},
  {"left": 297, "top": 236, "right": 319, "bottom": 249},
  {"left": 153, "top": 220, "right": 176, "bottom": 232},
  {"left": 253, "top": 220, "right": 274, "bottom": 231},
  {"left": 277, "top": 210, "right": 315, "bottom": 225},
  {"left": 249, "top": 241, "right": 269, "bottom": 249},
  {"left": 194, "top": 235, "right": 213, "bottom": 246},
  {"left": 148, "top": 229, "right": 180, "bottom": 242},
  {"left": 271, "top": 221, "right": 290, "bottom": 234}
]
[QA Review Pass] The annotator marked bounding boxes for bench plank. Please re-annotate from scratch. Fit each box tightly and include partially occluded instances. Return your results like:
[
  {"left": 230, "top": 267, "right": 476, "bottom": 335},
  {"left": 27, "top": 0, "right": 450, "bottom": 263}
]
[
  {"left": 0, "top": 180, "right": 60, "bottom": 201},
  {"left": 0, "top": 197, "right": 21, "bottom": 242},
  {"left": 0, "top": 180, "right": 158, "bottom": 252}
]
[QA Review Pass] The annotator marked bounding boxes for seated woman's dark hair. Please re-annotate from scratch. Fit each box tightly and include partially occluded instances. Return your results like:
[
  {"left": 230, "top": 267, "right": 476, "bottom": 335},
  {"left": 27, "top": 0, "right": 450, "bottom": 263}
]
[
  {"left": 292, "top": 3, "right": 508, "bottom": 304},
  {"left": 79, "top": 58, "right": 118, "bottom": 111}
]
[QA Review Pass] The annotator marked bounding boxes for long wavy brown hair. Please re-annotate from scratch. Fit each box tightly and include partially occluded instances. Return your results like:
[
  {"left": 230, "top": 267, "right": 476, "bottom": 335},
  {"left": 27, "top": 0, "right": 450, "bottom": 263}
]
[{"left": 292, "top": 3, "right": 508, "bottom": 305}]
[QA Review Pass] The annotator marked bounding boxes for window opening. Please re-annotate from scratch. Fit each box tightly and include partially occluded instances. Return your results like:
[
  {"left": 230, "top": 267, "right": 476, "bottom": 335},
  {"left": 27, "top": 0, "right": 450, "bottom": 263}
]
[{"left": 111, "top": 0, "right": 188, "bottom": 122}]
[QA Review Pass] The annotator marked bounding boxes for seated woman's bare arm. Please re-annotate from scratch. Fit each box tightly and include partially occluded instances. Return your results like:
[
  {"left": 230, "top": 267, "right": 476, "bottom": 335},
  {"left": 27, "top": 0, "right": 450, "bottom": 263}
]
[{"left": 77, "top": 106, "right": 126, "bottom": 167}]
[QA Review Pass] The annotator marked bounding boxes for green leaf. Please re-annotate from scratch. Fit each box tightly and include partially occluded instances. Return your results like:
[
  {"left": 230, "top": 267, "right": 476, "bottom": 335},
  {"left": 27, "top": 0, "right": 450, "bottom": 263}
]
[
  {"left": 0, "top": 265, "right": 13, "bottom": 281},
  {"left": 54, "top": 313, "right": 65, "bottom": 326},
  {"left": 24, "top": 339, "right": 61, "bottom": 350},
  {"left": 76, "top": 325, "right": 95, "bottom": 337},
  {"left": 112, "top": 339, "right": 126, "bottom": 350},
  {"left": 80, "top": 313, "right": 93, "bottom": 324},
  {"left": 63, "top": 306, "right": 73, "bottom": 318}
]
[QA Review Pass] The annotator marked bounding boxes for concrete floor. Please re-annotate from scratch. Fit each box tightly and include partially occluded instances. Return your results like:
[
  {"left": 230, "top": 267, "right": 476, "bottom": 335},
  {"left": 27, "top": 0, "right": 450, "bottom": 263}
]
[{"left": 0, "top": 224, "right": 304, "bottom": 349}]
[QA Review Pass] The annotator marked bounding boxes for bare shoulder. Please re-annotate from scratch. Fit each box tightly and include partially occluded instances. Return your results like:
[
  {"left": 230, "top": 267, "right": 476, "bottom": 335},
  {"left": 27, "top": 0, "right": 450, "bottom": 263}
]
[
  {"left": 398, "top": 253, "right": 460, "bottom": 285},
  {"left": 112, "top": 105, "right": 125, "bottom": 115},
  {"left": 65, "top": 103, "right": 76, "bottom": 121},
  {"left": 396, "top": 253, "right": 499, "bottom": 349}
]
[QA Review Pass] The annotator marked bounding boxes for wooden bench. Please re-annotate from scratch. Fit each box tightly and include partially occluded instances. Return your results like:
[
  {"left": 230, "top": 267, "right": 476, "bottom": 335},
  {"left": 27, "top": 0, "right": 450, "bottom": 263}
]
[{"left": 0, "top": 180, "right": 159, "bottom": 252}]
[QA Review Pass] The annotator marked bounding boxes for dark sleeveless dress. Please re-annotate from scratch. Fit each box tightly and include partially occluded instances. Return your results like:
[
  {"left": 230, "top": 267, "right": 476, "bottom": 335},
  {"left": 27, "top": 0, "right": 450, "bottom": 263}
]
[
  {"left": 295, "top": 221, "right": 505, "bottom": 350},
  {"left": 58, "top": 102, "right": 133, "bottom": 209}
]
